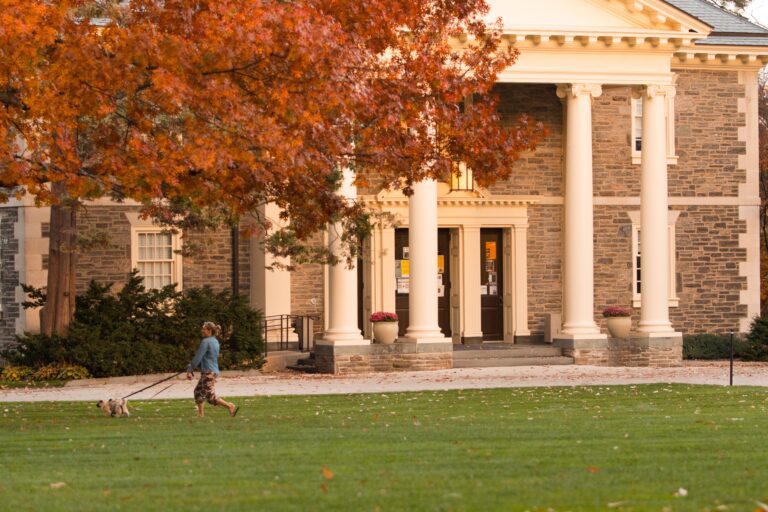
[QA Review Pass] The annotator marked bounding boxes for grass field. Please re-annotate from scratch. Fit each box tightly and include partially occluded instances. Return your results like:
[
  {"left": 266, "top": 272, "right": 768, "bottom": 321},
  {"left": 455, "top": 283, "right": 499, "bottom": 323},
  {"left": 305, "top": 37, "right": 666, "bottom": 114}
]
[{"left": 2, "top": 384, "right": 768, "bottom": 511}]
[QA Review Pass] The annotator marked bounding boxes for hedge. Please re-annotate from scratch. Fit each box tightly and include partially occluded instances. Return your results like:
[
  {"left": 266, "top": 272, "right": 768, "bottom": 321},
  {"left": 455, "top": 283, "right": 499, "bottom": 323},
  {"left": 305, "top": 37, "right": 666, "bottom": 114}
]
[{"left": 1, "top": 272, "right": 264, "bottom": 377}]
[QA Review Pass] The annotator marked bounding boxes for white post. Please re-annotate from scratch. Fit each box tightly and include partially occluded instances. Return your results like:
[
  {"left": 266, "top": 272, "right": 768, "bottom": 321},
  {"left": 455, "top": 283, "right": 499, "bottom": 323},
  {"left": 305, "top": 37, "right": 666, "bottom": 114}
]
[
  {"left": 461, "top": 226, "right": 483, "bottom": 343},
  {"left": 637, "top": 85, "right": 676, "bottom": 335},
  {"left": 556, "top": 83, "right": 603, "bottom": 338},
  {"left": 321, "top": 167, "right": 368, "bottom": 344},
  {"left": 512, "top": 224, "right": 531, "bottom": 338},
  {"left": 403, "top": 178, "right": 444, "bottom": 342}
]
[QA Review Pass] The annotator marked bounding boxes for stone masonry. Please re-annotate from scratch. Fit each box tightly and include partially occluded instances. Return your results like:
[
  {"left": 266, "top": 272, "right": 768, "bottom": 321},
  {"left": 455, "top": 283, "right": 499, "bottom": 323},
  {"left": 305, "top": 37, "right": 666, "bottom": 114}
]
[
  {"left": 76, "top": 205, "right": 251, "bottom": 296},
  {"left": 315, "top": 342, "right": 453, "bottom": 374},
  {"left": 288, "top": 70, "right": 750, "bottom": 367},
  {"left": 0, "top": 208, "right": 20, "bottom": 345}
]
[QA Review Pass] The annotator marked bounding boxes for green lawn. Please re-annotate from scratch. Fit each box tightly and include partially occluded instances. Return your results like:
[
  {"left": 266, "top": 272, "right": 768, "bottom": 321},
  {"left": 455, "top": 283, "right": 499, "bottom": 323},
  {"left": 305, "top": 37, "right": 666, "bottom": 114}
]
[{"left": 2, "top": 385, "right": 768, "bottom": 511}]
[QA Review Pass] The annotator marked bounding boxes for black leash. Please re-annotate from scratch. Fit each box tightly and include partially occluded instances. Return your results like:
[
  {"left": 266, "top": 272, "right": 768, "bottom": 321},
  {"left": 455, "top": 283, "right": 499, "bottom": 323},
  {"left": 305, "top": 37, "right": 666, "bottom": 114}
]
[{"left": 122, "top": 371, "right": 184, "bottom": 400}]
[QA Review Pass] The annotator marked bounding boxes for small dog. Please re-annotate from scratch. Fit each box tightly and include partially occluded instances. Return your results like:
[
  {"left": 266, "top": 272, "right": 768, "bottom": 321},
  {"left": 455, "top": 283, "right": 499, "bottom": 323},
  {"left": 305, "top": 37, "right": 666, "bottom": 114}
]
[{"left": 96, "top": 398, "right": 130, "bottom": 417}]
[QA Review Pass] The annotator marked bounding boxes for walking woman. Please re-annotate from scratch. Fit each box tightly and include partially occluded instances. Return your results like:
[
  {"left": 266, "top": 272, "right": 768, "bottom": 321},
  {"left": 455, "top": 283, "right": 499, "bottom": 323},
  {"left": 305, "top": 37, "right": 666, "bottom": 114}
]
[{"left": 186, "top": 321, "right": 239, "bottom": 418}]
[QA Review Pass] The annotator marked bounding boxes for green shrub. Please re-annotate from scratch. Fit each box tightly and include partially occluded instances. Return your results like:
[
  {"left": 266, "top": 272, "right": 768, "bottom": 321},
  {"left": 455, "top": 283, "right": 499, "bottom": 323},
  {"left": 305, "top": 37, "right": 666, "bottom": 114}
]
[
  {"left": 683, "top": 333, "right": 747, "bottom": 360},
  {"left": 31, "top": 363, "right": 91, "bottom": 382},
  {"left": 2, "top": 271, "right": 264, "bottom": 377},
  {"left": 742, "top": 316, "right": 768, "bottom": 362},
  {"left": 1, "top": 365, "right": 33, "bottom": 382}
]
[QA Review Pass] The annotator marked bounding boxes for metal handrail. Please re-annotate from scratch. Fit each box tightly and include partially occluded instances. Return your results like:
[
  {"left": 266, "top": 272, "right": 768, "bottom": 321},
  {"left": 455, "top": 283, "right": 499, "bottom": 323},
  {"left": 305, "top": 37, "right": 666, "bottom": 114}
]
[{"left": 262, "top": 314, "right": 318, "bottom": 356}]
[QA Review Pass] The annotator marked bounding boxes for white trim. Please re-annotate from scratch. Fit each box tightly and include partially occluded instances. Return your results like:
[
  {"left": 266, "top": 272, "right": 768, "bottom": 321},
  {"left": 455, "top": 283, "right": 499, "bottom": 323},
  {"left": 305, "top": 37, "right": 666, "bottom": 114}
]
[
  {"left": 125, "top": 213, "right": 183, "bottom": 290},
  {"left": 738, "top": 70, "right": 761, "bottom": 332}
]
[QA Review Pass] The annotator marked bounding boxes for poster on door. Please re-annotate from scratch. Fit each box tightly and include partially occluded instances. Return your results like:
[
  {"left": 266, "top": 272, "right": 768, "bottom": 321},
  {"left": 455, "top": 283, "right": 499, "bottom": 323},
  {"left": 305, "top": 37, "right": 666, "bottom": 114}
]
[{"left": 485, "top": 241, "right": 497, "bottom": 260}]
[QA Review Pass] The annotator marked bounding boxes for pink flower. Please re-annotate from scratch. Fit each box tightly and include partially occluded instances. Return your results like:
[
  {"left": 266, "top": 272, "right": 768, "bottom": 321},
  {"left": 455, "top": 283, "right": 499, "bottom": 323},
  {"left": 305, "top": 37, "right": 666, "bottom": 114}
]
[
  {"left": 370, "top": 311, "right": 398, "bottom": 322},
  {"left": 602, "top": 307, "right": 632, "bottom": 317}
]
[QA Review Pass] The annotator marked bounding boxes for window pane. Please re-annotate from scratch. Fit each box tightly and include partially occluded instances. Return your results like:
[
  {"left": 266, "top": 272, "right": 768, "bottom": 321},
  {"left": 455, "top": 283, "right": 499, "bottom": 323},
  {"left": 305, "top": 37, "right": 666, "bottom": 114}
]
[{"left": 136, "top": 231, "right": 176, "bottom": 290}]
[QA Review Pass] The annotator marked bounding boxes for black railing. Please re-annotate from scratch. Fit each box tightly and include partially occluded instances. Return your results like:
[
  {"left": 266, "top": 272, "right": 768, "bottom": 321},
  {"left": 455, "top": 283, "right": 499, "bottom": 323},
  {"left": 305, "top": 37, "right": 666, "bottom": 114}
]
[{"left": 262, "top": 315, "right": 317, "bottom": 356}]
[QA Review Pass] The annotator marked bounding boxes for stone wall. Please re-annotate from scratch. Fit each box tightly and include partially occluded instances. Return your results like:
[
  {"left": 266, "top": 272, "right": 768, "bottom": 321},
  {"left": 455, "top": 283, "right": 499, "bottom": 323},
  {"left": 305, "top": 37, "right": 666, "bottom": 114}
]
[
  {"left": 76, "top": 206, "right": 135, "bottom": 290},
  {"left": 672, "top": 205, "right": 747, "bottom": 333},
  {"left": 673, "top": 70, "right": 745, "bottom": 197},
  {"left": 76, "top": 205, "right": 249, "bottom": 295},
  {"left": 526, "top": 205, "right": 563, "bottom": 337},
  {"left": 290, "top": 233, "right": 326, "bottom": 333},
  {"left": 315, "top": 342, "right": 453, "bottom": 374},
  {"left": 560, "top": 337, "right": 683, "bottom": 368},
  {"left": 184, "top": 227, "right": 251, "bottom": 296},
  {"left": 489, "top": 83, "right": 564, "bottom": 196},
  {"left": 0, "top": 208, "right": 20, "bottom": 345}
]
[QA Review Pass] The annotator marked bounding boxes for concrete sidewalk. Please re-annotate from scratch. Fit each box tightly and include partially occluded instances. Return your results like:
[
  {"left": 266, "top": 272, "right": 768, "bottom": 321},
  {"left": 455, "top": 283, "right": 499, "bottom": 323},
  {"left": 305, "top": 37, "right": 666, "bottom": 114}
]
[{"left": 2, "top": 361, "right": 768, "bottom": 402}]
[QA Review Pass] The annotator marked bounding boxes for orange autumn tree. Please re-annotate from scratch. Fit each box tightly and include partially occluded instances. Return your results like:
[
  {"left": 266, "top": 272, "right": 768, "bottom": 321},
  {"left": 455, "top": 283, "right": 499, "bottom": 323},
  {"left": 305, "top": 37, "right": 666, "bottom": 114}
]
[{"left": 0, "top": 0, "right": 545, "bottom": 334}]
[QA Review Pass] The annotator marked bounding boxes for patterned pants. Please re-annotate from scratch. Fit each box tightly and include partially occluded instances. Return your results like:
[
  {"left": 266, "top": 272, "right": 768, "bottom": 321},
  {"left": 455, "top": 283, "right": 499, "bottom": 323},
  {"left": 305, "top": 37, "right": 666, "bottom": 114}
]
[{"left": 194, "top": 372, "right": 219, "bottom": 405}]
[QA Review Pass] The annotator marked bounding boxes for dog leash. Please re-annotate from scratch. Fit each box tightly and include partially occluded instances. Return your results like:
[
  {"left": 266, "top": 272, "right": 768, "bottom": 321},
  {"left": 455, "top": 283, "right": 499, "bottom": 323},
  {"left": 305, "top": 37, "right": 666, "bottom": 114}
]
[
  {"left": 121, "top": 371, "right": 184, "bottom": 400},
  {"left": 149, "top": 382, "right": 177, "bottom": 399}
]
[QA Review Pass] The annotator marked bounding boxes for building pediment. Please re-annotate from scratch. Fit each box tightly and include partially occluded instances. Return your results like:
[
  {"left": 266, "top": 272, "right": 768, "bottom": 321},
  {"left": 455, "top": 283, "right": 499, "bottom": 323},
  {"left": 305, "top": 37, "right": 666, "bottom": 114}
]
[{"left": 488, "top": 0, "right": 712, "bottom": 40}]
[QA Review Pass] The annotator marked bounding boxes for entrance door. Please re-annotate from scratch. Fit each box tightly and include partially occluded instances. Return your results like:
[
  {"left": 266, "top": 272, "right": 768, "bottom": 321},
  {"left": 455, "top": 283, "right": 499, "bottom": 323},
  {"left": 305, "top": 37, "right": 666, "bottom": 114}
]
[
  {"left": 481, "top": 229, "right": 504, "bottom": 341},
  {"left": 394, "top": 228, "right": 452, "bottom": 337}
]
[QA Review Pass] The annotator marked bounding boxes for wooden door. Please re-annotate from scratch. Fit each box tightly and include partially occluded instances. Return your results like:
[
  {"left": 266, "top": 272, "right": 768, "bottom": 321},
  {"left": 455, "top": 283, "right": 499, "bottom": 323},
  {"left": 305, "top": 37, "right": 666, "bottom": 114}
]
[{"left": 481, "top": 229, "right": 504, "bottom": 341}]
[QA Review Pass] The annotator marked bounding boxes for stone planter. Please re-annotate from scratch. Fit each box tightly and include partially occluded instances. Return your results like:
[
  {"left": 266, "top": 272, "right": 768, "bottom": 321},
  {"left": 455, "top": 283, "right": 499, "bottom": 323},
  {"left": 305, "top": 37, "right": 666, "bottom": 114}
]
[
  {"left": 372, "top": 321, "right": 399, "bottom": 344},
  {"left": 606, "top": 316, "right": 631, "bottom": 339}
]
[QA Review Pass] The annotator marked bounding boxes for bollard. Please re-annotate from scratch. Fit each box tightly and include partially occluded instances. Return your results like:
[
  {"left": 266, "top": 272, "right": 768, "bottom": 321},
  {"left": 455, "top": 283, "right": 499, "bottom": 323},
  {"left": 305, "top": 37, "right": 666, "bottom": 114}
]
[{"left": 729, "top": 331, "right": 734, "bottom": 386}]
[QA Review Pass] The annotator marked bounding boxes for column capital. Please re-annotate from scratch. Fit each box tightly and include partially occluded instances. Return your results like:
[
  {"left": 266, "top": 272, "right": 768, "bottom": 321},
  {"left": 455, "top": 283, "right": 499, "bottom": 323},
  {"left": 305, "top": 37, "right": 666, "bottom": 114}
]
[
  {"left": 633, "top": 84, "right": 676, "bottom": 100},
  {"left": 556, "top": 83, "right": 603, "bottom": 100}
]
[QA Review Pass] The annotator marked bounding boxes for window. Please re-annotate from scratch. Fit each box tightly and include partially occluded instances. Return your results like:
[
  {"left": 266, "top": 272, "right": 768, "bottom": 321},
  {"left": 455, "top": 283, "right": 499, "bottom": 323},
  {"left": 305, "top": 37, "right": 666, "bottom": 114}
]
[
  {"left": 628, "top": 211, "right": 680, "bottom": 307},
  {"left": 631, "top": 96, "right": 677, "bottom": 165},
  {"left": 450, "top": 161, "right": 474, "bottom": 192},
  {"left": 130, "top": 228, "right": 183, "bottom": 290}
]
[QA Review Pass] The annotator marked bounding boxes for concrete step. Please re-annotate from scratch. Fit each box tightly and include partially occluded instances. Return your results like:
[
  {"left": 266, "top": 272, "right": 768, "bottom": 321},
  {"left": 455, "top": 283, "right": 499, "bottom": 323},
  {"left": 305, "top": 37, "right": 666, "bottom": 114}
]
[
  {"left": 453, "top": 355, "right": 574, "bottom": 368},
  {"left": 286, "top": 353, "right": 317, "bottom": 373},
  {"left": 453, "top": 345, "right": 563, "bottom": 359}
]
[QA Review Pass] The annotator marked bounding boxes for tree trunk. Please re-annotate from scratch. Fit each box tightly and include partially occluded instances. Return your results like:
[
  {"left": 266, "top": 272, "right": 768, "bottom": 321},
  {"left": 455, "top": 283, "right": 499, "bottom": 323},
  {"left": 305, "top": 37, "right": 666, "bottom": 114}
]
[{"left": 41, "top": 182, "right": 77, "bottom": 336}]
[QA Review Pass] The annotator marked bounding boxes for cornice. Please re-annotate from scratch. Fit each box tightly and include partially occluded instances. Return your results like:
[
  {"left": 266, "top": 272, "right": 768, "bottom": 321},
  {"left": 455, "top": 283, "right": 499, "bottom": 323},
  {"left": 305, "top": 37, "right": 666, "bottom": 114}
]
[{"left": 359, "top": 194, "right": 540, "bottom": 209}]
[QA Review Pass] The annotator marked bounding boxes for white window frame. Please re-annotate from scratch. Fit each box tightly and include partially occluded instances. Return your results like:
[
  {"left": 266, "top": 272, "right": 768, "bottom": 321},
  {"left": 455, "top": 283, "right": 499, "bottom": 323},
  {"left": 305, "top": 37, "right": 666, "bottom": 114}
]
[
  {"left": 627, "top": 211, "right": 680, "bottom": 308},
  {"left": 631, "top": 96, "right": 678, "bottom": 165},
  {"left": 450, "top": 161, "right": 474, "bottom": 192},
  {"left": 125, "top": 213, "right": 183, "bottom": 290}
]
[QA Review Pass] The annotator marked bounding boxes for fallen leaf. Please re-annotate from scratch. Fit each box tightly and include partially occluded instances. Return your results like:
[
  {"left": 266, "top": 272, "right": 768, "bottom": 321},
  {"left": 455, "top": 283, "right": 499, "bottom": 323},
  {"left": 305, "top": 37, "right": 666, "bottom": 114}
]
[
  {"left": 49, "top": 482, "right": 66, "bottom": 489},
  {"left": 674, "top": 488, "right": 688, "bottom": 497},
  {"left": 320, "top": 484, "right": 328, "bottom": 493},
  {"left": 587, "top": 466, "right": 600, "bottom": 474},
  {"left": 322, "top": 466, "right": 334, "bottom": 480}
]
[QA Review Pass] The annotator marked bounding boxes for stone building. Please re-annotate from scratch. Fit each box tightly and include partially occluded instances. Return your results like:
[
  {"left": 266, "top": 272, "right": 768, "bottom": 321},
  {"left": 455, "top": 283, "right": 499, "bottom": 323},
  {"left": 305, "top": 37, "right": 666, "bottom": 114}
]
[{"left": 0, "top": 0, "right": 766, "bottom": 373}]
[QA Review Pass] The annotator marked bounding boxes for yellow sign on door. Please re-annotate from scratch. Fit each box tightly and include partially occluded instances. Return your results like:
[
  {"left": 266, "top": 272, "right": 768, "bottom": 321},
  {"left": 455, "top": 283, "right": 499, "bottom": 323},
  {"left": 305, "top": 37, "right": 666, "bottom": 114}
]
[
  {"left": 485, "top": 241, "right": 497, "bottom": 260},
  {"left": 437, "top": 255, "right": 445, "bottom": 274}
]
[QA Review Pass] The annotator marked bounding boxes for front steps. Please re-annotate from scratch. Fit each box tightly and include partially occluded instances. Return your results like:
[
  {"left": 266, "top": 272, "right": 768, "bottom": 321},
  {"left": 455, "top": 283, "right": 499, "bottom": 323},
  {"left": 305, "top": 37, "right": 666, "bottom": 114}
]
[
  {"left": 452, "top": 343, "right": 573, "bottom": 368},
  {"left": 285, "top": 352, "right": 317, "bottom": 373}
]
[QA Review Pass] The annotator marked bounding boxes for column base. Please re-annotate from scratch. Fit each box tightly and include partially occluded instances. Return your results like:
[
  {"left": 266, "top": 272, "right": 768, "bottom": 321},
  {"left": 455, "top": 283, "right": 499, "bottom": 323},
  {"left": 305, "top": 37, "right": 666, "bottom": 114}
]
[
  {"left": 314, "top": 341, "right": 452, "bottom": 374},
  {"left": 554, "top": 335, "right": 609, "bottom": 365},
  {"left": 619, "top": 332, "right": 682, "bottom": 367},
  {"left": 398, "top": 336, "right": 452, "bottom": 345},
  {"left": 316, "top": 336, "right": 371, "bottom": 347}
]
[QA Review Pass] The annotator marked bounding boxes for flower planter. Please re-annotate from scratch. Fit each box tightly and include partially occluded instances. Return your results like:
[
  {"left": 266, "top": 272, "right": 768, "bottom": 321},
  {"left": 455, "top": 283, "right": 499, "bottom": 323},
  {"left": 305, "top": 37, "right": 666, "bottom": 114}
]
[
  {"left": 606, "top": 316, "right": 631, "bottom": 339},
  {"left": 372, "top": 321, "right": 399, "bottom": 344}
]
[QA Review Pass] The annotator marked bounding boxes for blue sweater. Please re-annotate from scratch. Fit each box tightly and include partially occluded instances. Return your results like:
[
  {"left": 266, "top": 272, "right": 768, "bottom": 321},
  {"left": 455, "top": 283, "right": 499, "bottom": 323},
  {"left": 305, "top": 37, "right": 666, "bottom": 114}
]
[{"left": 187, "top": 336, "right": 221, "bottom": 375}]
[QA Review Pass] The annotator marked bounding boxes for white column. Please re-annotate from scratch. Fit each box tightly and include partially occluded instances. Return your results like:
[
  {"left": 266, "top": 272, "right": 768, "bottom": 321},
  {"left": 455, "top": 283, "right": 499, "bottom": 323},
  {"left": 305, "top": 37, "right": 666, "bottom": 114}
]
[
  {"left": 556, "top": 83, "right": 603, "bottom": 338},
  {"left": 321, "top": 167, "right": 367, "bottom": 344},
  {"left": 461, "top": 226, "right": 483, "bottom": 343},
  {"left": 512, "top": 225, "right": 530, "bottom": 338},
  {"left": 404, "top": 178, "right": 444, "bottom": 341},
  {"left": 637, "top": 85, "right": 676, "bottom": 335}
]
